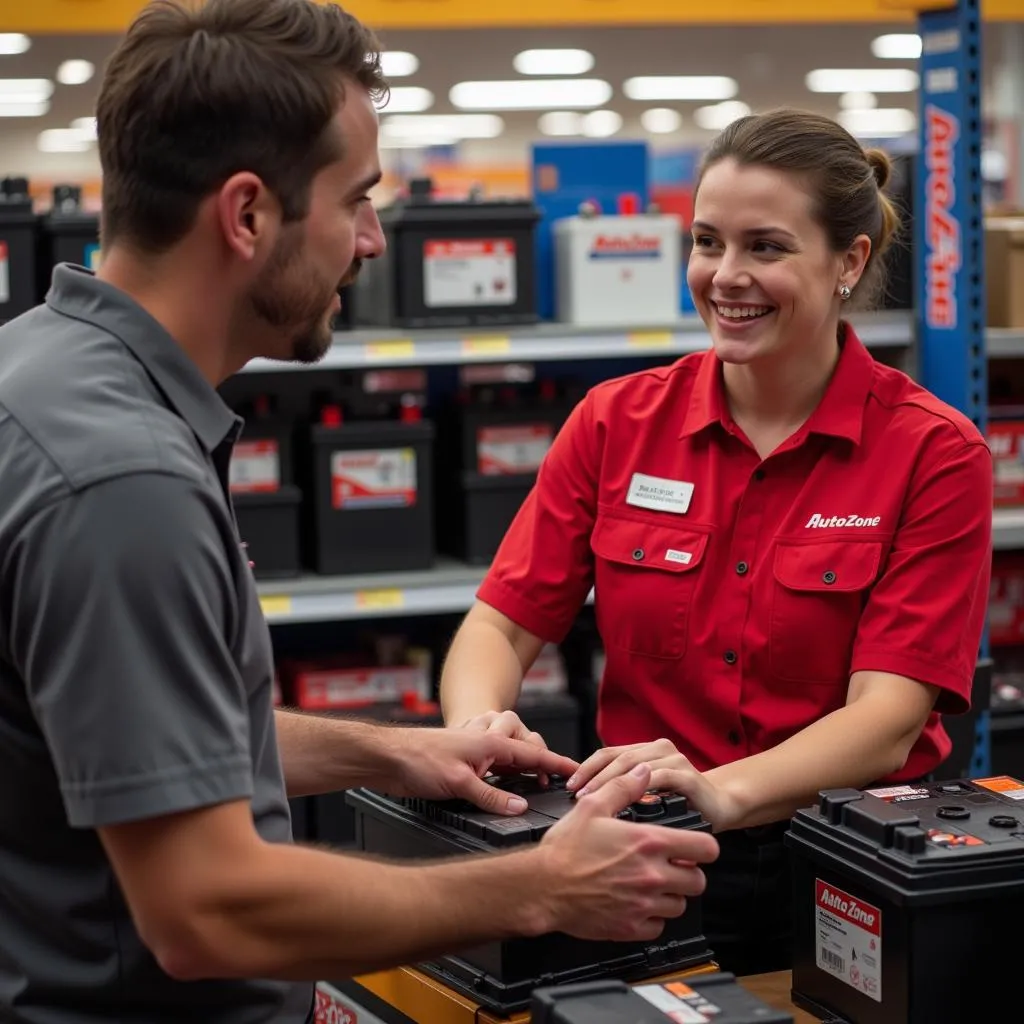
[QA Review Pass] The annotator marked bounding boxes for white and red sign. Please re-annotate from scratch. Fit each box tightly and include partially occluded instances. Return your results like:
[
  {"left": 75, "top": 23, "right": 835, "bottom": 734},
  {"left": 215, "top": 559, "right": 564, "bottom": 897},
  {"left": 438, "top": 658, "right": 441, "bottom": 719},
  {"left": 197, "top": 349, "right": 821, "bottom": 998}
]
[
  {"left": 814, "top": 879, "right": 882, "bottom": 1002},
  {"left": 331, "top": 448, "right": 417, "bottom": 510},
  {"left": 229, "top": 439, "right": 281, "bottom": 494},
  {"left": 588, "top": 233, "right": 663, "bottom": 259},
  {"left": 477, "top": 423, "right": 553, "bottom": 475},
  {"left": 423, "top": 238, "right": 517, "bottom": 308}
]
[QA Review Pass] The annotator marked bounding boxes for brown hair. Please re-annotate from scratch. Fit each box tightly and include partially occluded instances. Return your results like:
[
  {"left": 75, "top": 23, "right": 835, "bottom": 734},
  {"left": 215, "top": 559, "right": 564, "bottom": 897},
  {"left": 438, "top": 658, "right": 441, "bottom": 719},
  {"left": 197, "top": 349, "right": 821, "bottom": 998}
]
[
  {"left": 96, "top": 0, "right": 387, "bottom": 253},
  {"left": 696, "top": 108, "right": 903, "bottom": 309}
]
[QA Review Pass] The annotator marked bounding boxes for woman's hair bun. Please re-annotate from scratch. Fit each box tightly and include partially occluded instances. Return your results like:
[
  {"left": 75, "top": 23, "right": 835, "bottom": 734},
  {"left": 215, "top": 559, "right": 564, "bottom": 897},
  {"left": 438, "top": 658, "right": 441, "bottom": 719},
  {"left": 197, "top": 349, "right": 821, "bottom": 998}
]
[{"left": 864, "top": 147, "right": 892, "bottom": 191}]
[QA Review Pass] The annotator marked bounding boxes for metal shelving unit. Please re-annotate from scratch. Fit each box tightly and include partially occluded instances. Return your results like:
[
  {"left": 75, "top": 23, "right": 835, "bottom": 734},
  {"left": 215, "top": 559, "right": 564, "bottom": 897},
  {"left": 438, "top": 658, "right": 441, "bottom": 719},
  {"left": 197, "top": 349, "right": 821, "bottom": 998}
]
[{"left": 240, "top": 310, "right": 913, "bottom": 374}]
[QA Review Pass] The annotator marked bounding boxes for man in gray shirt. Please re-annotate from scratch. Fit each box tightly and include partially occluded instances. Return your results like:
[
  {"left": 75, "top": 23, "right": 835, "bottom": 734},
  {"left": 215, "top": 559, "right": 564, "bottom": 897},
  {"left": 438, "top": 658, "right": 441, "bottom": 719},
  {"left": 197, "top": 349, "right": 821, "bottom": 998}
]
[{"left": 0, "top": 1, "right": 719, "bottom": 1021}]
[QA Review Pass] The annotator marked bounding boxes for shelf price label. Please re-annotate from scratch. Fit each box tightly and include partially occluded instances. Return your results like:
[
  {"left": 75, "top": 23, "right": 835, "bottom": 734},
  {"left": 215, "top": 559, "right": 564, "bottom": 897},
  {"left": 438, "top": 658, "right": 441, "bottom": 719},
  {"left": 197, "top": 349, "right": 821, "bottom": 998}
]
[
  {"left": 462, "top": 335, "right": 511, "bottom": 355},
  {"left": 364, "top": 339, "right": 416, "bottom": 360},
  {"left": 259, "top": 594, "right": 293, "bottom": 617},
  {"left": 627, "top": 331, "right": 675, "bottom": 349},
  {"left": 355, "top": 588, "right": 406, "bottom": 611}
]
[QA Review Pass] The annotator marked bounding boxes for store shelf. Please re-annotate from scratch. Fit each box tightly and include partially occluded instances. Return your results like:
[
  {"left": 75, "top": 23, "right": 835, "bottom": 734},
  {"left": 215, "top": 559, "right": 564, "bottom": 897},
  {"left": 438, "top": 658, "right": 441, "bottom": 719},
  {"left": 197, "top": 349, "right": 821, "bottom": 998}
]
[
  {"left": 240, "top": 310, "right": 914, "bottom": 373},
  {"left": 986, "top": 328, "right": 1024, "bottom": 360},
  {"left": 994, "top": 508, "right": 1024, "bottom": 551}
]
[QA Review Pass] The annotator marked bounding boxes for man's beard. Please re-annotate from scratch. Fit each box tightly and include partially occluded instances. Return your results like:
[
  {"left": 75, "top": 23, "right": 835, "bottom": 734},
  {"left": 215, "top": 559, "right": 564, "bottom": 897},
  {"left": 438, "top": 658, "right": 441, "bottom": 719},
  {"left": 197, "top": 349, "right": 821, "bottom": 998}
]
[{"left": 250, "top": 233, "right": 360, "bottom": 364}]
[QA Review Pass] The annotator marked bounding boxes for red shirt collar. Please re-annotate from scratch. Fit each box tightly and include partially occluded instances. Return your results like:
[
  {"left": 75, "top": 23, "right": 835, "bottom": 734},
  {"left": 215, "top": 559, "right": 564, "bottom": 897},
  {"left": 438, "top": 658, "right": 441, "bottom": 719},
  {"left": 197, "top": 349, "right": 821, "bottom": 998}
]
[{"left": 679, "top": 323, "right": 874, "bottom": 446}]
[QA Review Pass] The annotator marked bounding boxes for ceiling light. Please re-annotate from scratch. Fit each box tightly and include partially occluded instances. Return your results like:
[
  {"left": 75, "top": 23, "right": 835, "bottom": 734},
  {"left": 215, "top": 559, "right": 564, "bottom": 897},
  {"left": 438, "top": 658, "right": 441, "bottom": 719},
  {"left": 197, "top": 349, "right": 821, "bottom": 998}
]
[
  {"left": 538, "top": 111, "right": 584, "bottom": 136},
  {"left": 381, "top": 114, "right": 504, "bottom": 143},
  {"left": 450, "top": 79, "right": 612, "bottom": 111},
  {"left": 623, "top": 76, "right": 737, "bottom": 102},
  {"left": 513, "top": 49, "right": 594, "bottom": 76},
  {"left": 379, "top": 51, "right": 419, "bottom": 77},
  {"left": 582, "top": 110, "right": 622, "bottom": 138},
  {"left": 641, "top": 107, "right": 682, "bottom": 134},
  {"left": 871, "top": 34, "right": 922, "bottom": 60},
  {"left": 0, "top": 34, "right": 31, "bottom": 56},
  {"left": 0, "top": 78, "right": 54, "bottom": 101},
  {"left": 840, "top": 91, "right": 878, "bottom": 110},
  {"left": 806, "top": 69, "right": 919, "bottom": 93},
  {"left": 71, "top": 116, "right": 98, "bottom": 139},
  {"left": 694, "top": 100, "right": 752, "bottom": 131},
  {"left": 838, "top": 107, "right": 916, "bottom": 138},
  {"left": 38, "top": 128, "right": 93, "bottom": 153},
  {"left": 57, "top": 60, "right": 95, "bottom": 86},
  {"left": 376, "top": 86, "right": 433, "bottom": 114},
  {"left": 982, "top": 149, "right": 1008, "bottom": 183},
  {"left": 0, "top": 100, "right": 49, "bottom": 118}
]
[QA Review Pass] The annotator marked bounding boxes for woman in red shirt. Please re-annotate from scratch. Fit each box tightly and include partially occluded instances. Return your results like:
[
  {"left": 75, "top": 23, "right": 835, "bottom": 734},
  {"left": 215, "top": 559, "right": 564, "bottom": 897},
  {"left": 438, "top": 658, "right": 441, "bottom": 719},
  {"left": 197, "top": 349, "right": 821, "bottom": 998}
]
[{"left": 440, "top": 108, "right": 992, "bottom": 976}]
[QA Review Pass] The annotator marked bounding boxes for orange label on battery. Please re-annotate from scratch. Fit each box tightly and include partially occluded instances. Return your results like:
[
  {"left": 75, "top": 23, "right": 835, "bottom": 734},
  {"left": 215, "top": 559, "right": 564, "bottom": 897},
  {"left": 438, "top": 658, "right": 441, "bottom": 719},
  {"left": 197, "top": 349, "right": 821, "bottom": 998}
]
[{"left": 973, "top": 775, "right": 1024, "bottom": 799}]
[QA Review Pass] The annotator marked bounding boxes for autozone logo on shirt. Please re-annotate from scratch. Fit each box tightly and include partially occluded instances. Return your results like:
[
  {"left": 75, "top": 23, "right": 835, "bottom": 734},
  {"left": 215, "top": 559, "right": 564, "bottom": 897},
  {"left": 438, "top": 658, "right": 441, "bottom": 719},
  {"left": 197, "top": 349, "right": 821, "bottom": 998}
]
[
  {"left": 805, "top": 513, "right": 882, "bottom": 529},
  {"left": 588, "top": 234, "right": 662, "bottom": 259}
]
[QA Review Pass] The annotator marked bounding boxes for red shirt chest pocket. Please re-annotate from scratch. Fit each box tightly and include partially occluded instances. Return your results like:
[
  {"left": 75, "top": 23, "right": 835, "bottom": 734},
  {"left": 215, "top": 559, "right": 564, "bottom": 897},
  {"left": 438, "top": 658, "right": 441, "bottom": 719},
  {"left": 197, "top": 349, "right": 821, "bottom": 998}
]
[
  {"left": 769, "top": 540, "right": 883, "bottom": 686},
  {"left": 591, "top": 513, "right": 709, "bottom": 660}
]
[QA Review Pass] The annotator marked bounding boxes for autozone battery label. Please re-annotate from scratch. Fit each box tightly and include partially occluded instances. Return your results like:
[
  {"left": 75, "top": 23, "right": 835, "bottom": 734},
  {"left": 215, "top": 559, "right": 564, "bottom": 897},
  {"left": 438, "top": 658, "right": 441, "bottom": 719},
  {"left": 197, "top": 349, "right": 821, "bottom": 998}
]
[
  {"left": 588, "top": 233, "right": 662, "bottom": 259},
  {"left": 331, "top": 448, "right": 416, "bottom": 510},
  {"left": 815, "top": 879, "right": 882, "bottom": 1003},
  {"left": 477, "top": 424, "right": 553, "bottom": 474},
  {"left": 423, "top": 238, "right": 516, "bottom": 308},
  {"left": 229, "top": 440, "right": 280, "bottom": 493}
]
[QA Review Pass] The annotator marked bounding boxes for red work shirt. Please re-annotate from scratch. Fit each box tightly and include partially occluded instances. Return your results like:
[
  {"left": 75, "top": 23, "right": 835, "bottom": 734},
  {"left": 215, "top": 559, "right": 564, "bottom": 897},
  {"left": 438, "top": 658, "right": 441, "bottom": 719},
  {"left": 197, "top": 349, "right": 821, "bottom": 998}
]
[{"left": 478, "top": 326, "right": 993, "bottom": 782}]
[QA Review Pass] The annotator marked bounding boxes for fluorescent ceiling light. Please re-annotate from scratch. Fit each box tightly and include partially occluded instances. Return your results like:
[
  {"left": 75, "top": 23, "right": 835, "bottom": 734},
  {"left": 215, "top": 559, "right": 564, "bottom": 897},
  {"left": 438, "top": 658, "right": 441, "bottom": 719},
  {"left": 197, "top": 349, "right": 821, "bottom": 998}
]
[
  {"left": 838, "top": 107, "right": 916, "bottom": 138},
  {"left": 450, "top": 79, "right": 611, "bottom": 111},
  {"left": 38, "top": 128, "right": 92, "bottom": 153},
  {"left": 806, "top": 69, "right": 919, "bottom": 93},
  {"left": 624, "top": 76, "right": 737, "bottom": 101},
  {"left": 57, "top": 60, "right": 95, "bottom": 86},
  {"left": 641, "top": 107, "right": 682, "bottom": 134},
  {"left": 0, "top": 78, "right": 54, "bottom": 101},
  {"left": 71, "top": 116, "right": 98, "bottom": 139},
  {"left": 982, "top": 149, "right": 1008, "bottom": 182},
  {"left": 840, "top": 90, "right": 877, "bottom": 110},
  {"left": 0, "top": 100, "right": 49, "bottom": 117},
  {"left": 376, "top": 86, "right": 433, "bottom": 113},
  {"left": 0, "top": 34, "right": 31, "bottom": 56},
  {"left": 871, "top": 34, "right": 922, "bottom": 60},
  {"left": 538, "top": 111, "right": 584, "bottom": 136},
  {"left": 379, "top": 51, "right": 419, "bottom": 77},
  {"left": 513, "top": 48, "right": 594, "bottom": 76},
  {"left": 381, "top": 113, "right": 504, "bottom": 142},
  {"left": 582, "top": 110, "right": 622, "bottom": 138},
  {"left": 694, "top": 100, "right": 751, "bottom": 131}
]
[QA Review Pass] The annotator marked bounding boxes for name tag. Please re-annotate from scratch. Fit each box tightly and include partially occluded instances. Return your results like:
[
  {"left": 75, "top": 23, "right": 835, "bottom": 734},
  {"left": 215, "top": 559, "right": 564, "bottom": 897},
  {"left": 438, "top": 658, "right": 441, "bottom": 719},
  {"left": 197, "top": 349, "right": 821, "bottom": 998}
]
[{"left": 626, "top": 473, "right": 694, "bottom": 515}]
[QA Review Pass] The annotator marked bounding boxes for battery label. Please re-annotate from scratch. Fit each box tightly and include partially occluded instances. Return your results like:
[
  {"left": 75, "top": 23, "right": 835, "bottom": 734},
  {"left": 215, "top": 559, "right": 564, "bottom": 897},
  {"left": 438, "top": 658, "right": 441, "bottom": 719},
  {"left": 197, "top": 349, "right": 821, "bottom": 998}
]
[
  {"left": 423, "top": 238, "right": 516, "bottom": 308},
  {"left": 973, "top": 775, "right": 1024, "bottom": 800},
  {"left": 477, "top": 423, "right": 553, "bottom": 474},
  {"left": 331, "top": 448, "right": 417, "bottom": 510},
  {"left": 814, "top": 879, "right": 882, "bottom": 1003},
  {"left": 634, "top": 982, "right": 721, "bottom": 1022},
  {"left": 866, "top": 784, "right": 930, "bottom": 803},
  {"left": 229, "top": 439, "right": 280, "bottom": 493},
  {"left": 314, "top": 981, "right": 373, "bottom": 1023},
  {"left": 0, "top": 241, "right": 9, "bottom": 304}
]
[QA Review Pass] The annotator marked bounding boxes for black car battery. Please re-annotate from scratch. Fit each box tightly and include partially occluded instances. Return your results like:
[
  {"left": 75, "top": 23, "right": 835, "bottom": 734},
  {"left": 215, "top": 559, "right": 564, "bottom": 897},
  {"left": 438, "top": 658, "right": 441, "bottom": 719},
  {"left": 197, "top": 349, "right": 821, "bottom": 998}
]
[
  {"left": 302, "top": 391, "right": 435, "bottom": 576},
  {"left": 356, "top": 178, "right": 541, "bottom": 329},
  {"left": 37, "top": 185, "right": 100, "bottom": 292},
  {"left": 532, "top": 974, "right": 793, "bottom": 1024},
  {"left": 786, "top": 777, "right": 1024, "bottom": 1024},
  {"left": 0, "top": 177, "right": 38, "bottom": 323},
  {"left": 230, "top": 395, "right": 302, "bottom": 579},
  {"left": 437, "top": 368, "right": 573, "bottom": 564},
  {"left": 346, "top": 774, "right": 714, "bottom": 1015}
]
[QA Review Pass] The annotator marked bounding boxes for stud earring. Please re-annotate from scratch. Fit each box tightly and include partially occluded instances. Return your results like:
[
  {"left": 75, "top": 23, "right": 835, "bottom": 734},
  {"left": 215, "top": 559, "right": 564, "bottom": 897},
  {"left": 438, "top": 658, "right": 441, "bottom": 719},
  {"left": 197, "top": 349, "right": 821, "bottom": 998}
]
[{"left": 838, "top": 283, "right": 852, "bottom": 301}]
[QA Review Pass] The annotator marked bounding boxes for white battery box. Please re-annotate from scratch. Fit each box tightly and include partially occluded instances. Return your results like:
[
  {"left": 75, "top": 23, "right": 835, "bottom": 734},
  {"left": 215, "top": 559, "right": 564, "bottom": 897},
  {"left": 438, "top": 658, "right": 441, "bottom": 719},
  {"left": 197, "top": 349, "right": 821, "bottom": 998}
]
[{"left": 554, "top": 213, "right": 681, "bottom": 327}]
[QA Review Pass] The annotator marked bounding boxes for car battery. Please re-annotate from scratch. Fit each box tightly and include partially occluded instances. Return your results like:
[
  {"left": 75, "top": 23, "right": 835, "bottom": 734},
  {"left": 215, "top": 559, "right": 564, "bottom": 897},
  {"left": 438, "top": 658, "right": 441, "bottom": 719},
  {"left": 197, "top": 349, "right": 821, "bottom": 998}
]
[
  {"left": 37, "top": 185, "right": 101, "bottom": 293},
  {"left": 786, "top": 778, "right": 1024, "bottom": 1024},
  {"left": 346, "top": 774, "right": 714, "bottom": 1015},
  {"left": 303, "top": 395, "right": 435, "bottom": 576},
  {"left": 230, "top": 395, "right": 301, "bottom": 579},
  {"left": 554, "top": 202, "right": 682, "bottom": 327},
  {"left": 356, "top": 178, "right": 541, "bottom": 329},
  {"left": 437, "top": 368, "right": 573, "bottom": 564},
  {"left": 0, "top": 177, "right": 38, "bottom": 323},
  {"left": 532, "top": 974, "right": 793, "bottom": 1024}
]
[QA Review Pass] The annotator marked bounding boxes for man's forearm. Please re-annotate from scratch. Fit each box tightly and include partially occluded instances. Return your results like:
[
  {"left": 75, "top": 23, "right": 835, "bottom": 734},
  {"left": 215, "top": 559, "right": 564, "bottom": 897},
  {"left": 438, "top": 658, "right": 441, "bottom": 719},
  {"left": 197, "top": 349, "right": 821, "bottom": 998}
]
[
  {"left": 274, "top": 709, "right": 395, "bottom": 798},
  {"left": 184, "top": 841, "right": 550, "bottom": 982},
  {"left": 439, "top": 618, "right": 528, "bottom": 725},
  {"left": 706, "top": 699, "right": 916, "bottom": 831}
]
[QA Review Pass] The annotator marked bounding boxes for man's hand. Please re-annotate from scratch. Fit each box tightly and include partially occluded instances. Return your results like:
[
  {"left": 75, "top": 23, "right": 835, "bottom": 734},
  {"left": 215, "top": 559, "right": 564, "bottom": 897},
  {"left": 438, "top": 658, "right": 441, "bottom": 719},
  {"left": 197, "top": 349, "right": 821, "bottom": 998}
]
[
  {"left": 385, "top": 728, "right": 579, "bottom": 816},
  {"left": 566, "top": 739, "right": 740, "bottom": 833},
  {"left": 457, "top": 709, "right": 548, "bottom": 750},
  {"left": 536, "top": 763, "right": 719, "bottom": 942}
]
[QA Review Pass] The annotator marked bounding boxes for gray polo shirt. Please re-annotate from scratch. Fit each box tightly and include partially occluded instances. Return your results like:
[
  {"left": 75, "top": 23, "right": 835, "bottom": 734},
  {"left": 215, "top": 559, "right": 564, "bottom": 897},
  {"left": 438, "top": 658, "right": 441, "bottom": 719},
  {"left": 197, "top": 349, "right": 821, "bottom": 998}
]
[{"left": 0, "top": 265, "right": 314, "bottom": 1023}]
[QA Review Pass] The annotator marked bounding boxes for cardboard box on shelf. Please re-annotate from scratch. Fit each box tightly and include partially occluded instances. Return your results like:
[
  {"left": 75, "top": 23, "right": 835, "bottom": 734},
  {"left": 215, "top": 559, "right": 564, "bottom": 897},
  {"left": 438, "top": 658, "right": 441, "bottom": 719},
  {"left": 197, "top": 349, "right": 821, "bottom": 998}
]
[{"left": 986, "top": 217, "right": 1024, "bottom": 329}]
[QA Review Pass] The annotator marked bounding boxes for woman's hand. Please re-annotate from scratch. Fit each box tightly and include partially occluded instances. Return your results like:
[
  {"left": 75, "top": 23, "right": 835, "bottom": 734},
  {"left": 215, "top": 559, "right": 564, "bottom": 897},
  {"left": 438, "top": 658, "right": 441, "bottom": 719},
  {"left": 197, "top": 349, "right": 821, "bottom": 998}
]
[{"left": 565, "top": 738, "right": 741, "bottom": 832}]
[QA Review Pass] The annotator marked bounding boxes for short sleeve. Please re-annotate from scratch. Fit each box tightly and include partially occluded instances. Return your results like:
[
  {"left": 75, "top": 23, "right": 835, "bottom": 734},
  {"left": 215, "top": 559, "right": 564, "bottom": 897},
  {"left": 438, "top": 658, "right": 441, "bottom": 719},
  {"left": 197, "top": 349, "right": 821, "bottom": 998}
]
[
  {"left": 477, "top": 394, "right": 599, "bottom": 642},
  {"left": 6, "top": 472, "right": 254, "bottom": 828},
  {"left": 851, "top": 437, "right": 993, "bottom": 713}
]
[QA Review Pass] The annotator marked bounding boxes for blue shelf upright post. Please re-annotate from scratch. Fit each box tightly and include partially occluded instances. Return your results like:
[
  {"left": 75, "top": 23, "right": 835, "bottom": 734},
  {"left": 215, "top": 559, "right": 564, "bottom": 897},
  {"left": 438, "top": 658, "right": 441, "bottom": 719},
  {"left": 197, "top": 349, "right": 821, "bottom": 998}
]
[{"left": 914, "top": 0, "right": 990, "bottom": 775}]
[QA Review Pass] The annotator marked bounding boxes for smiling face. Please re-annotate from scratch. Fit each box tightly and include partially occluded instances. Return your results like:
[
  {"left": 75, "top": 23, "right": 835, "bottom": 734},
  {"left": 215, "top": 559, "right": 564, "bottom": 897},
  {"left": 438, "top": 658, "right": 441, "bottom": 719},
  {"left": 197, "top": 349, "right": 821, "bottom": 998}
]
[
  {"left": 248, "top": 82, "right": 386, "bottom": 364},
  {"left": 687, "top": 158, "right": 853, "bottom": 369}
]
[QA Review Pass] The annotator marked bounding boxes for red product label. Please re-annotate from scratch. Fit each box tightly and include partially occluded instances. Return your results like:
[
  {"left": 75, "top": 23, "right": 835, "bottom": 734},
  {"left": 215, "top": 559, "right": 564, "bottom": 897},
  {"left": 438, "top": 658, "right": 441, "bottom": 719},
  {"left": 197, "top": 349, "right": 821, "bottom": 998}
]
[
  {"left": 815, "top": 880, "right": 881, "bottom": 936},
  {"left": 425, "top": 238, "right": 514, "bottom": 259},
  {"left": 229, "top": 439, "right": 280, "bottom": 494}
]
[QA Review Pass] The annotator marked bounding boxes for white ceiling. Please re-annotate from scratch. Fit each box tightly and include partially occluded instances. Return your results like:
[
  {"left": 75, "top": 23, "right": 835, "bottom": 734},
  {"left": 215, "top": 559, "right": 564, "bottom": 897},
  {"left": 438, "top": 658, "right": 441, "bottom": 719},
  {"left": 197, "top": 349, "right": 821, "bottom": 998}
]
[{"left": 0, "top": 22, "right": 1013, "bottom": 179}]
